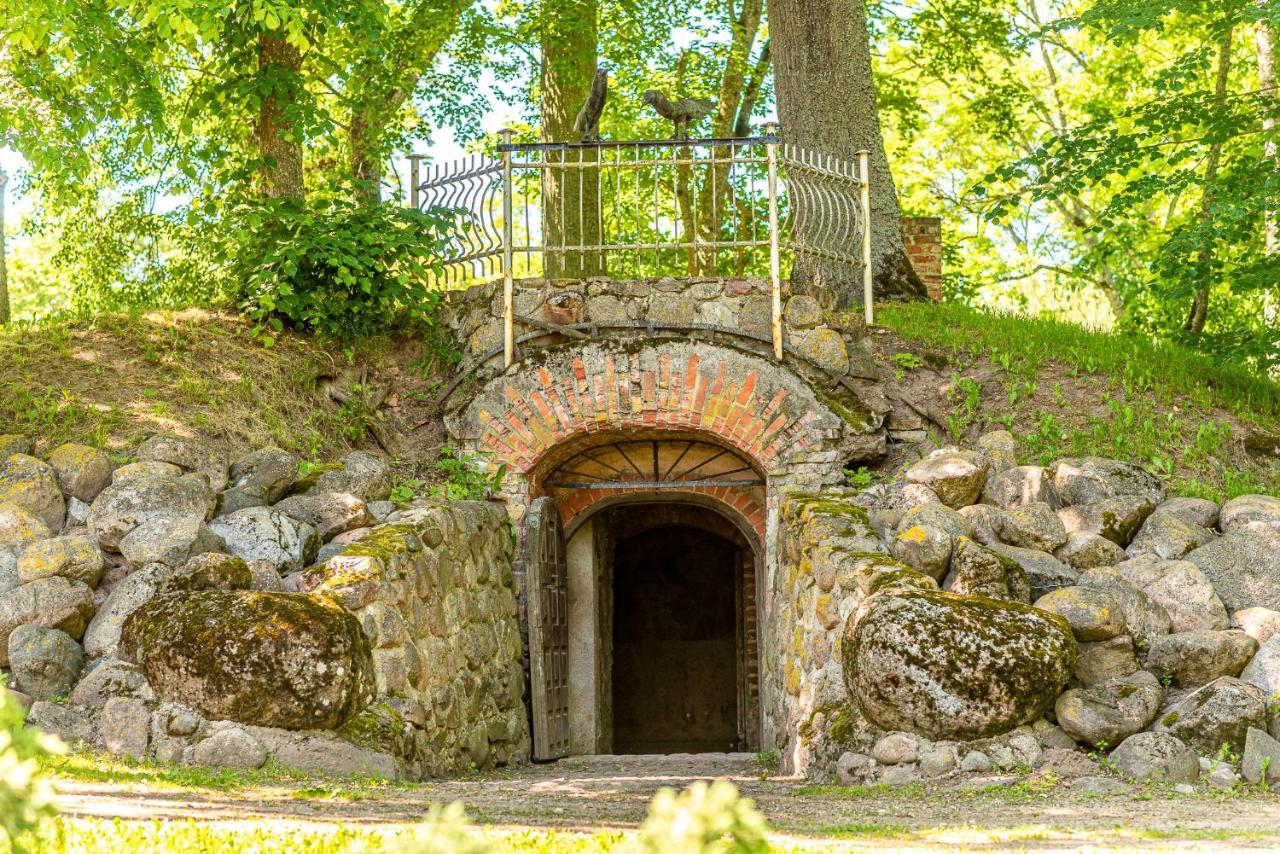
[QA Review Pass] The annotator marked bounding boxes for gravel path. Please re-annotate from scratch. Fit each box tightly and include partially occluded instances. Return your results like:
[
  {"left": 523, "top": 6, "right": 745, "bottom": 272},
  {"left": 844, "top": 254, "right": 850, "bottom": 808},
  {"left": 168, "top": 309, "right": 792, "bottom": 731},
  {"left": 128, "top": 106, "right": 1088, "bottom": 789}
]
[{"left": 52, "top": 753, "right": 1280, "bottom": 851}]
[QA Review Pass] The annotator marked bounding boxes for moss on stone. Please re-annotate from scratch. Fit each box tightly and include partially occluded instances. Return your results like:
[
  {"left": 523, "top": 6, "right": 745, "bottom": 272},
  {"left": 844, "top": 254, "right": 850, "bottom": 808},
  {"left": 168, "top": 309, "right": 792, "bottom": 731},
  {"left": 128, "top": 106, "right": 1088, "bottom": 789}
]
[
  {"left": 1162, "top": 711, "right": 1181, "bottom": 726},
  {"left": 815, "top": 389, "right": 875, "bottom": 432},
  {"left": 337, "top": 702, "right": 411, "bottom": 758}
]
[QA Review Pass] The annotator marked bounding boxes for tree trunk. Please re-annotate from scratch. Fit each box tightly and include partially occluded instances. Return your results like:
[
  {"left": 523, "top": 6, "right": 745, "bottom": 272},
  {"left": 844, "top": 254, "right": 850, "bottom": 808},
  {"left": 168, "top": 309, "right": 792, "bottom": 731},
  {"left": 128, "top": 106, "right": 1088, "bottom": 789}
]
[
  {"left": 540, "top": 0, "right": 603, "bottom": 278},
  {"left": 257, "top": 33, "right": 305, "bottom": 200},
  {"left": 768, "top": 0, "right": 926, "bottom": 305},
  {"left": 348, "top": 0, "right": 473, "bottom": 205},
  {"left": 0, "top": 167, "right": 9, "bottom": 325},
  {"left": 1184, "top": 28, "right": 1233, "bottom": 334},
  {"left": 1259, "top": 17, "right": 1277, "bottom": 256}
]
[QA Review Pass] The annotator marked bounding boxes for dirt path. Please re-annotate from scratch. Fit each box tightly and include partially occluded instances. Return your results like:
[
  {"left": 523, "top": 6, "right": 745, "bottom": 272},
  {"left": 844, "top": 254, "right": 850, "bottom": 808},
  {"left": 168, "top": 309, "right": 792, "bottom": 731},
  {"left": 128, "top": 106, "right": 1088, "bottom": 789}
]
[{"left": 52, "top": 753, "right": 1280, "bottom": 851}]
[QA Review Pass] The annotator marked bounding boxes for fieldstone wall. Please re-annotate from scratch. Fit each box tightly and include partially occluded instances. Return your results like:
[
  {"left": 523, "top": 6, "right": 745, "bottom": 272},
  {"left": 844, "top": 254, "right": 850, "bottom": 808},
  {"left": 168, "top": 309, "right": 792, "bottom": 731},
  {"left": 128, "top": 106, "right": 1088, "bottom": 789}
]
[
  {"left": 444, "top": 276, "right": 876, "bottom": 379},
  {"left": 300, "top": 501, "right": 530, "bottom": 775}
]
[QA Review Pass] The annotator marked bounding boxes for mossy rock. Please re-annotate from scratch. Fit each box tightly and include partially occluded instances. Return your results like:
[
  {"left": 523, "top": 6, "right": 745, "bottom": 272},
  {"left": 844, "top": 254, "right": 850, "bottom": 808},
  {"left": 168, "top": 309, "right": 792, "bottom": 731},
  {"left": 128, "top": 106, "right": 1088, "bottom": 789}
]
[
  {"left": 842, "top": 589, "right": 1076, "bottom": 741},
  {"left": 119, "top": 590, "right": 375, "bottom": 730}
]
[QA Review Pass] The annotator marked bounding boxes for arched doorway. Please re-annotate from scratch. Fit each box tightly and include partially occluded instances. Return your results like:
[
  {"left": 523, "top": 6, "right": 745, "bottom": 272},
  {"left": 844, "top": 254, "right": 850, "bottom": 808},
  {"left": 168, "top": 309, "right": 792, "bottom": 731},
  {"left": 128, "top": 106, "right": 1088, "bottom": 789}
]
[{"left": 560, "top": 499, "right": 761, "bottom": 755}]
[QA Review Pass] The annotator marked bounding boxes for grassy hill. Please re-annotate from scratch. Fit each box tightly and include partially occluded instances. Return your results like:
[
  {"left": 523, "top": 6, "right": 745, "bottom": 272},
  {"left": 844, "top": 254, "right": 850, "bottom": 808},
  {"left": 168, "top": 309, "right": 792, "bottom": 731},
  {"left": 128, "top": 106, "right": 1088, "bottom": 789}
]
[
  {"left": 874, "top": 303, "right": 1280, "bottom": 502},
  {"left": 0, "top": 303, "right": 1276, "bottom": 503}
]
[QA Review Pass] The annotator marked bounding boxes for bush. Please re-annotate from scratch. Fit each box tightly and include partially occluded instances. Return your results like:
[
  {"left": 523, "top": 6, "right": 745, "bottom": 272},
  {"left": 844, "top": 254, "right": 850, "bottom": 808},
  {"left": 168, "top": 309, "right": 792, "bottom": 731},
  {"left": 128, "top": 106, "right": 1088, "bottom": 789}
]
[
  {"left": 0, "top": 687, "right": 62, "bottom": 850},
  {"left": 630, "top": 780, "right": 770, "bottom": 853},
  {"left": 230, "top": 199, "right": 459, "bottom": 340}
]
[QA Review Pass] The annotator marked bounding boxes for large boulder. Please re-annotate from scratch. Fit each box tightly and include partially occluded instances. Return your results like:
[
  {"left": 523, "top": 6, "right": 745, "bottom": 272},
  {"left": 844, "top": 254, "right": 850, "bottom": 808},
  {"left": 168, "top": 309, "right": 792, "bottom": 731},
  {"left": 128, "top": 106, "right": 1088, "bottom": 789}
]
[
  {"left": 16, "top": 535, "right": 104, "bottom": 587},
  {"left": 228, "top": 448, "right": 300, "bottom": 504},
  {"left": 854, "top": 481, "right": 940, "bottom": 513},
  {"left": 1234, "top": 608, "right": 1280, "bottom": 645},
  {"left": 1185, "top": 529, "right": 1280, "bottom": 612},
  {"left": 89, "top": 474, "right": 215, "bottom": 552},
  {"left": 1218, "top": 495, "right": 1280, "bottom": 534},
  {"left": 273, "top": 492, "right": 372, "bottom": 543},
  {"left": 999, "top": 502, "right": 1068, "bottom": 552},
  {"left": 903, "top": 448, "right": 989, "bottom": 509},
  {"left": 1142, "top": 560, "right": 1229, "bottom": 632},
  {"left": 1054, "top": 531, "right": 1128, "bottom": 571},
  {"left": 1076, "top": 568, "right": 1171, "bottom": 649},
  {"left": 119, "top": 590, "right": 375, "bottom": 729},
  {"left": 1108, "top": 732, "right": 1198, "bottom": 783},
  {"left": 942, "top": 536, "right": 1030, "bottom": 603},
  {"left": 0, "top": 454, "right": 65, "bottom": 531},
  {"left": 1146, "top": 630, "right": 1257, "bottom": 688},
  {"left": 989, "top": 544, "right": 1078, "bottom": 602},
  {"left": 8, "top": 625, "right": 84, "bottom": 700},
  {"left": 957, "top": 504, "right": 1005, "bottom": 546},
  {"left": 0, "top": 577, "right": 95, "bottom": 665},
  {"left": 1152, "top": 676, "right": 1267, "bottom": 755},
  {"left": 46, "top": 443, "right": 114, "bottom": 503},
  {"left": 82, "top": 564, "right": 172, "bottom": 659},
  {"left": 118, "top": 515, "right": 225, "bottom": 568},
  {"left": 1074, "top": 635, "right": 1140, "bottom": 686},
  {"left": 1156, "top": 497, "right": 1220, "bottom": 530},
  {"left": 842, "top": 589, "right": 1076, "bottom": 740},
  {"left": 311, "top": 452, "right": 393, "bottom": 503},
  {"left": 1033, "top": 586, "right": 1125, "bottom": 642},
  {"left": 1049, "top": 457, "right": 1165, "bottom": 507},
  {"left": 976, "top": 430, "right": 1017, "bottom": 471},
  {"left": 1058, "top": 496, "right": 1156, "bottom": 547},
  {"left": 0, "top": 504, "right": 51, "bottom": 552},
  {"left": 137, "top": 434, "right": 229, "bottom": 492},
  {"left": 890, "top": 502, "right": 971, "bottom": 579},
  {"left": 1055, "top": 671, "right": 1163, "bottom": 749},
  {"left": 1126, "top": 511, "right": 1217, "bottom": 561},
  {"left": 208, "top": 507, "right": 319, "bottom": 573},
  {"left": 70, "top": 657, "right": 155, "bottom": 710},
  {"left": 1240, "top": 634, "right": 1280, "bottom": 695},
  {"left": 982, "top": 465, "right": 1057, "bottom": 509}
]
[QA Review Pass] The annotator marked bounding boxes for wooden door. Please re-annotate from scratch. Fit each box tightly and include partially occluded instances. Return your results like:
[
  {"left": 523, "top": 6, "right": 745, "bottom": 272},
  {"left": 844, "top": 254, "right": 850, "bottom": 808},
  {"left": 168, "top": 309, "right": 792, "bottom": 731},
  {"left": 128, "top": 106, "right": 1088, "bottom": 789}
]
[{"left": 525, "top": 498, "right": 570, "bottom": 760}]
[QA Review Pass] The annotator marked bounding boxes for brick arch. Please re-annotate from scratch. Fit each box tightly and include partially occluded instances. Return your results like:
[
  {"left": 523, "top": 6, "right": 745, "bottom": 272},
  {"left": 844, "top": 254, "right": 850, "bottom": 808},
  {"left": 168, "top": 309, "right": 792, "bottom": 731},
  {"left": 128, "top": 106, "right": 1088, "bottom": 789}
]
[{"left": 447, "top": 339, "right": 871, "bottom": 480}]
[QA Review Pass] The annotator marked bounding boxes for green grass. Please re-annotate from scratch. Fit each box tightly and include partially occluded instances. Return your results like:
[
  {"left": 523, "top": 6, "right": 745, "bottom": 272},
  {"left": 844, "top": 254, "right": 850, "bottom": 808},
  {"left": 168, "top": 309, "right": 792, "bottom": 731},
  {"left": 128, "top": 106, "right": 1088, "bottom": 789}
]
[{"left": 880, "top": 302, "right": 1280, "bottom": 501}]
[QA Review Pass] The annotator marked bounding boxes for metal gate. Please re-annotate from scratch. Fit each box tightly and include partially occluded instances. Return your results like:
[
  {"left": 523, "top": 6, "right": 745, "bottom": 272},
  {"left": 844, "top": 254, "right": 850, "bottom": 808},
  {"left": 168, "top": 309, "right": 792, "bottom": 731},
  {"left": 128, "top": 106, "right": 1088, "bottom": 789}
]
[{"left": 524, "top": 497, "right": 570, "bottom": 760}]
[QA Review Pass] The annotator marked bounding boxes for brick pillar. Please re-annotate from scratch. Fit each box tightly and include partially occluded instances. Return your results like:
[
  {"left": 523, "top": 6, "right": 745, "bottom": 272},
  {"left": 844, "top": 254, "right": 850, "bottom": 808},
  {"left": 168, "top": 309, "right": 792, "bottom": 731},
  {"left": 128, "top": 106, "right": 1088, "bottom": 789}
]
[{"left": 901, "top": 216, "right": 943, "bottom": 301}]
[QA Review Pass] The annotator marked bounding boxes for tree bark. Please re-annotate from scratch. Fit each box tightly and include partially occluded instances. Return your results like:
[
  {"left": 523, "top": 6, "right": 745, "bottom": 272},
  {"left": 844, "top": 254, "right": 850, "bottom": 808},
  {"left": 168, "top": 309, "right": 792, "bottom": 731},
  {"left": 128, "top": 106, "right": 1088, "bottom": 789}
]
[
  {"left": 1184, "top": 28, "right": 1234, "bottom": 334},
  {"left": 540, "top": 0, "right": 603, "bottom": 277},
  {"left": 768, "top": 0, "right": 926, "bottom": 305},
  {"left": 348, "top": 0, "right": 472, "bottom": 204},
  {"left": 257, "top": 33, "right": 305, "bottom": 200},
  {"left": 1259, "top": 17, "right": 1277, "bottom": 256},
  {"left": 0, "top": 167, "right": 9, "bottom": 325}
]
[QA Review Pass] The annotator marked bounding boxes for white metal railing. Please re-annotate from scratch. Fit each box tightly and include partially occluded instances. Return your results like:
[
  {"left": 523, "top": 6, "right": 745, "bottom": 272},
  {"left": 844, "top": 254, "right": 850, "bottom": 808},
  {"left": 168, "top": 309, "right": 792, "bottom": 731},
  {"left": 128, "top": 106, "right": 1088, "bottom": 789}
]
[{"left": 409, "top": 124, "right": 872, "bottom": 367}]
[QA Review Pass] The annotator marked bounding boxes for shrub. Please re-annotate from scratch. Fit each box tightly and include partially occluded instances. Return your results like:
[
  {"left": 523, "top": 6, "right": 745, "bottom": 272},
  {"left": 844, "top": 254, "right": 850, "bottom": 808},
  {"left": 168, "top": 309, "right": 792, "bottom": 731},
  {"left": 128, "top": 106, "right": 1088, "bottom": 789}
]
[
  {"left": 0, "top": 687, "right": 62, "bottom": 850},
  {"left": 229, "top": 199, "right": 459, "bottom": 340},
  {"left": 630, "top": 780, "right": 770, "bottom": 853}
]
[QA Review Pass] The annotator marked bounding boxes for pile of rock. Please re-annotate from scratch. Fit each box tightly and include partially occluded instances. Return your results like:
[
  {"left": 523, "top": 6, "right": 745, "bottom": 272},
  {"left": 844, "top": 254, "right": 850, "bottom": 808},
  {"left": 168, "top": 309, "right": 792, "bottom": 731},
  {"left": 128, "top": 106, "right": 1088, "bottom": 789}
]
[
  {"left": 0, "top": 432, "right": 482, "bottom": 777},
  {"left": 833, "top": 433, "right": 1280, "bottom": 789}
]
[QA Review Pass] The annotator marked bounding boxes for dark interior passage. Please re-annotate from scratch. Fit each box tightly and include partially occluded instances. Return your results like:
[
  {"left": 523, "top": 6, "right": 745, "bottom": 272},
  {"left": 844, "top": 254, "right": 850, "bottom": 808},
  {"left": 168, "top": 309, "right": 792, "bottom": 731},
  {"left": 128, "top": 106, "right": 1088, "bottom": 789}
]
[{"left": 611, "top": 525, "right": 740, "bottom": 753}]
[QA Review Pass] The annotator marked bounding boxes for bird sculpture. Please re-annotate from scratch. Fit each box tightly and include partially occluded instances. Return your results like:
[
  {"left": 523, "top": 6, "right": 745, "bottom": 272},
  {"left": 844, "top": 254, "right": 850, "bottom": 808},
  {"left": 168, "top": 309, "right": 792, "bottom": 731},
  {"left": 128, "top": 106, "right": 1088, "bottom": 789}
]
[
  {"left": 574, "top": 67, "right": 609, "bottom": 142},
  {"left": 642, "top": 90, "right": 716, "bottom": 140}
]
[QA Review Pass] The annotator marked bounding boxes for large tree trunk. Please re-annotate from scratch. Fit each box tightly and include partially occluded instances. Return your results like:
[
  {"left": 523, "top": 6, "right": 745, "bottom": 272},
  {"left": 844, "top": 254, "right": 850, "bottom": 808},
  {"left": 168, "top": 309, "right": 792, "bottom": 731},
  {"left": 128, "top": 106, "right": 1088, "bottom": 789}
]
[
  {"left": 1260, "top": 18, "right": 1277, "bottom": 257},
  {"left": 348, "top": 0, "right": 472, "bottom": 205},
  {"left": 0, "top": 167, "right": 8, "bottom": 325},
  {"left": 1184, "top": 28, "right": 1234, "bottom": 335},
  {"left": 257, "top": 33, "right": 305, "bottom": 200},
  {"left": 540, "top": 0, "right": 603, "bottom": 278},
  {"left": 768, "top": 0, "right": 926, "bottom": 305}
]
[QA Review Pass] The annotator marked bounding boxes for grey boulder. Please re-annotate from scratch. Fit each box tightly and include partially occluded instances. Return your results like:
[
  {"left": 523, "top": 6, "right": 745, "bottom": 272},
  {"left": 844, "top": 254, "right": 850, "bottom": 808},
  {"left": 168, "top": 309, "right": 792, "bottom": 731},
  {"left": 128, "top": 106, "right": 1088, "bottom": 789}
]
[
  {"left": 208, "top": 507, "right": 319, "bottom": 573},
  {"left": 1146, "top": 630, "right": 1257, "bottom": 688},
  {"left": 311, "top": 451, "right": 394, "bottom": 503},
  {"left": 0, "top": 454, "right": 65, "bottom": 531},
  {"left": 1156, "top": 497, "right": 1220, "bottom": 530},
  {"left": 1108, "top": 732, "right": 1198, "bottom": 783},
  {"left": 1186, "top": 529, "right": 1280, "bottom": 612},
  {"left": 0, "top": 577, "right": 95, "bottom": 665},
  {"left": 890, "top": 502, "right": 971, "bottom": 579},
  {"left": 16, "top": 535, "right": 104, "bottom": 587},
  {"left": 137, "top": 434, "right": 229, "bottom": 492},
  {"left": 982, "top": 465, "right": 1057, "bottom": 509},
  {"left": 70, "top": 657, "right": 155, "bottom": 710},
  {"left": 46, "top": 443, "right": 114, "bottom": 503},
  {"left": 989, "top": 543, "right": 1078, "bottom": 602},
  {"left": 1240, "top": 634, "right": 1280, "bottom": 695},
  {"left": 903, "top": 448, "right": 989, "bottom": 509},
  {"left": 1076, "top": 568, "right": 1171, "bottom": 649},
  {"left": 1055, "top": 670, "right": 1163, "bottom": 749},
  {"left": 1054, "top": 531, "right": 1128, "bottom": 571},
  {"left": 273, "top": 492, "right": 373, "bottom": 543},
  {"left": 89, "top": 474, "right": 215, "bottom": 552},
  {"left": 8, "top": 625, "right": 84, "bottom": 700},
  {"left": 228, "top": 448, "right": 300, "bottom": 504},
  {"left": 118, "top": 514, "right": 226, "bottom": 568},
  {"left": 1033, "top": 586, "right": 1125, "bottom": 642},
  {"left": 1142, "top": 560, "right": 1229, "bottom": 632},
  {"left": 999, "top": 501, "right": 1067, "bottom": 552},
  {"left": 1152, "top": 676, "right": 1267, "bottom": 755},
  {"left": 1218, "top": 494, "right": 1280, "bottom": 534},
  {"left": 1050, "top": 457, "right": 1165, "bottom": 506},
  {"left": 942, "top": 536, "right": 1030, "bottom": 602},
  {"left": 1058, "top": 495, "right": 1156, "bottom": 547}
]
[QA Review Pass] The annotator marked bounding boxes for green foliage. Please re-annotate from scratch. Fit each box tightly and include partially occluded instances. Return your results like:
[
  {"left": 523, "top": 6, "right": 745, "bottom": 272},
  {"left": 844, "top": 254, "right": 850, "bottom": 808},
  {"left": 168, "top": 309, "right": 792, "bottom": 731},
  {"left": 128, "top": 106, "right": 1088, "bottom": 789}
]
[
  {"left": 430, "top": 449, "right": 506, "bottom": 501},
  {"left": 630, "top": 781, "right": 770, "bottom": 854},
  {"left": 230, "top": 200, "right": 458, "bottom": 340},
  {"left": 890, "top": 352, "right": 924, "bottom": 379},
  {"left": 372, "top": 802, "right": 492, "bottom": 854},
  {"left": 0, "top": 687, "right": 61, "bottom": 850}
]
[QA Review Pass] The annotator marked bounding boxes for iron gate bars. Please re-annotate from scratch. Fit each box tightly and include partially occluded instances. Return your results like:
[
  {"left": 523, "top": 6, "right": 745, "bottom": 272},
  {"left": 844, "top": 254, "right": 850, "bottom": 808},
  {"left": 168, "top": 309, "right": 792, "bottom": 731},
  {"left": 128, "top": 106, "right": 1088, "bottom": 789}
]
[{"left": 408, "top": 125, "right": 873, "bottom": 368}]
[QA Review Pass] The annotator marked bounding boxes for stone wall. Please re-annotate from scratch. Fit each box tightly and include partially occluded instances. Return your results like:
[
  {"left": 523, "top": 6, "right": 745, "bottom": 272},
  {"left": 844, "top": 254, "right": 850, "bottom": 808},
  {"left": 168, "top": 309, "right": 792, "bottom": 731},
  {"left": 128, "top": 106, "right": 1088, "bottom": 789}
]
[
  {"left": 771, "top": 491, "right": 886, "bottom": 776},
  {"left": 300, "top": 500, "right": 530, "bottom": 776}
]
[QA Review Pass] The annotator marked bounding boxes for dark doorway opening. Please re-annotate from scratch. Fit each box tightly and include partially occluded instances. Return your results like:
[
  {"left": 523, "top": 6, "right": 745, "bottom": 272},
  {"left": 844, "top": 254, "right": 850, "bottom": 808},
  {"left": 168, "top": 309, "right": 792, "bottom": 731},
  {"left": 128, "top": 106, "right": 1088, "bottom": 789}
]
[{"left": 611, "top": 524, "right": 741, "bottom": 753}]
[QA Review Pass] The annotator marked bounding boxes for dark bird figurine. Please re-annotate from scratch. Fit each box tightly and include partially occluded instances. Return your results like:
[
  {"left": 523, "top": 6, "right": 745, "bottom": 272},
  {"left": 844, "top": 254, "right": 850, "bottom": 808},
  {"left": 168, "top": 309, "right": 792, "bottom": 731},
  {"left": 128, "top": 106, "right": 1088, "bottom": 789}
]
[
  {"left": 574, "top": 67, "right": 609, "bottom": 142},
  {"left": 642, "top": 89, "right": 716, "bottom": 140}
]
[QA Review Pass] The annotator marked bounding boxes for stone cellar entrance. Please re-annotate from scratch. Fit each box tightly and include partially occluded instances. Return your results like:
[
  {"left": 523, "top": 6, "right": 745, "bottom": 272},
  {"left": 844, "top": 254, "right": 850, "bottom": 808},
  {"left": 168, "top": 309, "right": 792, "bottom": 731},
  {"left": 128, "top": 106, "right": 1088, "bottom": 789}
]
[{"left": 563, "top": 501, "right": 761, "bottom": 756}]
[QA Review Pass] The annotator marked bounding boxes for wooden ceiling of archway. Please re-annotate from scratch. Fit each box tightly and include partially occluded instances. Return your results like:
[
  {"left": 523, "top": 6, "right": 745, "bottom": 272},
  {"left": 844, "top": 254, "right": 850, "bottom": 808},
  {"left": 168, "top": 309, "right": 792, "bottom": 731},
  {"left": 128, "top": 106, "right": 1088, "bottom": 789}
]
[{"left": 543, "top": 439, "right": 762, "bottom": 489}]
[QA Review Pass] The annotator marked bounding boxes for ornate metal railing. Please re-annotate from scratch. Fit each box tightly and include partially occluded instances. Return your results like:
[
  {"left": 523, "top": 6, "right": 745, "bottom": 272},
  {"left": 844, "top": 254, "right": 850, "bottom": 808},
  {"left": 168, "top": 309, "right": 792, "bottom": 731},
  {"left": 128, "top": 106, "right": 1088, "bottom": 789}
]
[{"left": 408, "top": 125, "right": 871, "bottom": 367}]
